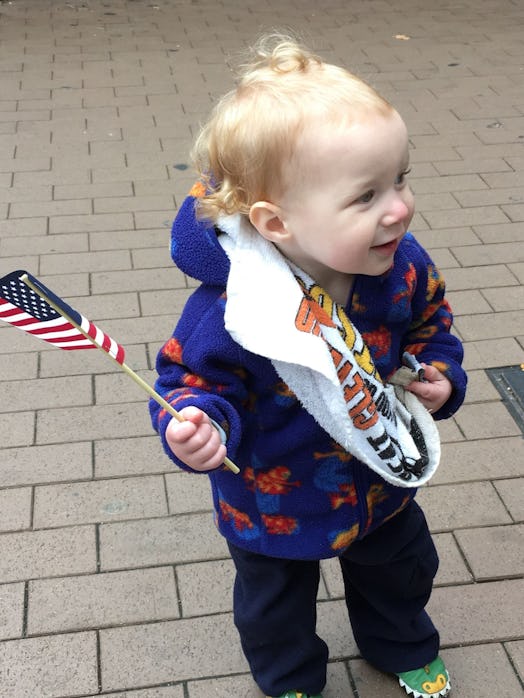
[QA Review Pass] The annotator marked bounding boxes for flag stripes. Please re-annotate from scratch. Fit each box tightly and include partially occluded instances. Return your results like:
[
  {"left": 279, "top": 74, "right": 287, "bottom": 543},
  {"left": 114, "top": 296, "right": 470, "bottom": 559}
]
[{"left": 0, "top": 271, "right": 125, "bottom": 364}]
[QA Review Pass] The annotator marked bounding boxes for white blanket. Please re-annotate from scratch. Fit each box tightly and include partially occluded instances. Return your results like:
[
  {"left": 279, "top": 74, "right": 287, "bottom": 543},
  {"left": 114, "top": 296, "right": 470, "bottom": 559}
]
[{"left": 218, "top": 213, "right": 440, "bottom": 488}]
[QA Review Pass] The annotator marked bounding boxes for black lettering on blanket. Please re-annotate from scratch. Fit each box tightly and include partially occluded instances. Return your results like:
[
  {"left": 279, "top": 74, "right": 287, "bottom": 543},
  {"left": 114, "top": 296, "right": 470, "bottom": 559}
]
[
  {"left": 364, "top": 379, "right": 395, "bottom": 421},
  {"left": 367, "top": 421, "right": 429, "bottom": 480}
]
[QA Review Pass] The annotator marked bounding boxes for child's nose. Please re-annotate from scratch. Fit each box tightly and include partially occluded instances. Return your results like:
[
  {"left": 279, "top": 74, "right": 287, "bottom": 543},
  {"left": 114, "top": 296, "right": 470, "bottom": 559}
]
[{"left": 382, "top": 191, "right": 412, "bottom": 227}]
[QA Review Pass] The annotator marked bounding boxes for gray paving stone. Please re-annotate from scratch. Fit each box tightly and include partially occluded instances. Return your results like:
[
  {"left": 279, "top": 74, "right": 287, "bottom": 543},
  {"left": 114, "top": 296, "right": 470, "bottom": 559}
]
[
  {"left": 86, "top": 689, "right": 184, "bottom": 698},
  {"left": 493, "top": 478, "right": 524, "bottom": 522},
  {"left": 505, "top": 640, "right": 524, "bottom": 683},
  {"left": 0, "top": 442, "right": 92, "bottom": 488},
  {"left": 0, "top": 525, "right": 96, "bottom": 584},
  {"left": 99, "top": 513, "right": 228, "bottom": 571},
  {"left": 100, "top": 615, "right": 246, "bottom": 691},
  {"left": 33, "top": 475, "right": 168, "bottom": 528},
  {"left": 454, "top": 402, "right": 522, "bottom": 440},
  {"left": 0, "top": 487, "right": 32, "bottom": 532},
  {"left": 177, "top": 559, "right": 235, "bottom": 617},
  {"left": 433, "top": 532, "right": 473, "bottom": 586},
  {"left": 350, "top": 642, "right": 523, "bottom": 698},
  {"left": 0, "top": 582, "right": 24, "bottom": 640},
  {"left": 165, "top": 471, "right": 214, "bottom": 514},
  {"left": 434, "top": 437, "right": 524, "bottom": 484},
  {"left": 94, "top": 435, "right": 170, "bottom": 478},
  {"left": 0, "top": 410, "right": 34, "bottom": 448},
  {"left": 0, "top": 375, "right": 93, "bottom": 413},
  {"left": 417, "top": 482, "right": 512, "bottom": 532},
  {"left": 0, "top": 631, "right": 98, "bottom": 698},
  {"left": 36, "top": 403, "right": 153, "bottom": 444},
  {"left": 455, "top": 524, "right": 523, "bottom": 581},
  {"left": 28, "top": 567, "right": 179, "bottom": 635},
  {"left": 429, "top": 578, "right": 524, "bottom": 645},
  {"left": 462, "top": 338, "right": 524, "bottom": 370}
]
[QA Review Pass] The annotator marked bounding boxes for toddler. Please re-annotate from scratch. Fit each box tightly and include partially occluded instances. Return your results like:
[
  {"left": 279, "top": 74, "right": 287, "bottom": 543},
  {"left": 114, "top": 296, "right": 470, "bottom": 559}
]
[{"left": 150, "top": 34, "right": 466, "bottom": 698}]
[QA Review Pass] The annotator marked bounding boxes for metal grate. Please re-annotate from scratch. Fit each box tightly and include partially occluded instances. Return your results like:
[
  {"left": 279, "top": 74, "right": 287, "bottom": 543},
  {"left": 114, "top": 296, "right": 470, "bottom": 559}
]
[{"left": 486, "top": 365, "right": 524, "bottom": 435}]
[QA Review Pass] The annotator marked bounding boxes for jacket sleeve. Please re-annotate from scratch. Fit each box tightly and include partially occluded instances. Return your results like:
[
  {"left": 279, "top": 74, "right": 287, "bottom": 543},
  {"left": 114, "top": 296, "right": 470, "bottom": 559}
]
[
  {"left": 401, "top": 236, "right": 467, "bottom": 419},
  {"left": 149, "top": 285, "right": 249, "bottom": 472}
]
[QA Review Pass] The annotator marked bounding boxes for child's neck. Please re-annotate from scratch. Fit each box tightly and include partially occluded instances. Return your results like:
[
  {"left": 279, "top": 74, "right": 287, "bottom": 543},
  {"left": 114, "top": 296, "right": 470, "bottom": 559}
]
[{"left": 321, "top": 273, "right": 355, "bottom": 307}]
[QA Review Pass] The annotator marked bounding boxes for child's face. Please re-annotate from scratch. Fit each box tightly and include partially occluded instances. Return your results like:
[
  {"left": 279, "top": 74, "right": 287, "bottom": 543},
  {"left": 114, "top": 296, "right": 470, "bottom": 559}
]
[{"left": 273, "top": 109, "right": 414, "bottom": 289}]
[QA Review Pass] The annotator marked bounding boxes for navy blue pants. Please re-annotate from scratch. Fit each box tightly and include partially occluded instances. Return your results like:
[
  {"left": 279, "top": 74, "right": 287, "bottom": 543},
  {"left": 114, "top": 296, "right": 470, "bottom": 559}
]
[{"left": 227, "top": 500, "right": 440, "bottom": 697}]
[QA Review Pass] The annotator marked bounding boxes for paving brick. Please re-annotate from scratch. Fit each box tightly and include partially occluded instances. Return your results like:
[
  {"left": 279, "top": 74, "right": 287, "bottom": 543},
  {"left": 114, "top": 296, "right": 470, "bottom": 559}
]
[
  {"left": 0, "top": 375, "right": 92, "bottom": 414},
  {"left": 432, "top": 265, "right": 518, "bottom": 292},
  {"left": 0, "top": 487, "right": 32, "bottom": 533},
  {"left": 39, "top": 342, "right": 148, "bottom": 377},
  {"left": 0, "top": 442, "right": 92, "bottom": 488},
  {"left": 49, "top": 212, "right": 134, "bottom": 234},
  {"left": 494, "top": 478, "right": 524, "bottom": 522},
  {"left": 434, "top": 158, "right": 512, "bottom": 176},
  {"left": 165, "top": 471, "right": 214, "bottom": 515},
  {"left": 89, "top": 228, "right": 169, "bottom": 251},
  {"left": 36, "top": 402, "right": 153, "bottom": 445},
  {"left": 94, "top": 435, "right": 170, "bottom": 479},
  {"left": 100, "top": 615, "right": 245, "bottom": 691},
  {"left": 94, "top": 195, "right": 174, "bottom": 215},
  {"left": 0, "top": 631, "right": 98, "bottom": 698},
  {"left": 177, "top": 559, "right": 235, "bottom": 617},
  {"left": 505, "top": 640, "right": 524, "bottom": 683},
  {"left": 33, "top": 475, "right": 168, "bottom": 528},
  {"left": 0, "top": 525, "right": 96, "bottom": 584},
  {"left": 510, "top": 262, "right": 524, "bottom": 283},
  {"left": 0, "top": 410, "right": 35, "bottom": 448},
  {"left": 139, "top": 288, "right": 194, "bottom": 318},
  {"left": 453, "top": 242, "right": 524, "bottom": 266},
  {"left": 86, "top": 689, "right": 184, "bottom": 698},
  {"left": 40, "top": 249, "right": 131, "bottom": 275},
  {"left": 0, "top": 232, "right": 88, "bottom": 256},
  {"left": 462, "top": 369, "right": 501, "bottom": 404},
  {"left": 455, "top": 524, "right": 523, "bottom": 581},
  {"left": 417, "top": 482, "right": 512, "bottom": 532},
  {"left": 482, "top": 285, "right": 524, "bottom": 311},
  {"left": 412, "top": 227, "right": 481, "bottom": 249},
  {"left": 0, "top": 582, "right": 24, "bottom": 640},
  {"left": 91, "top": 267, "right": 187, "bottom": 294},
  {"left": 435, "top": 437, "right": 524, "bottom": 486},
  {"left": 0, "top": 351, "right": 38, "bottom": 381},
  {"left": 28, "top": 567, "right": 178, "bottom": 635},
  {"left": 95, "top": 370, "right": 157, "bottom": 405},
  {"left": 454, "top": 402, "right": 522, "bottom": 440},
  {"left": 454, "top": 310, "right": 524, "bottom": 340},
  {"left": 0, "top": 216, "right": 47, "bottom": 237},
  {"left": 423, "top": 206, "right": 510, "bottom": 229},
  {"left": 99, "top": 513, "right": 228, "bottom": 571},
  {"left": 446, "top": 290, "right": 493, "bottom": 315},
  {"left": 432, "top": 532, "right": 473, "bottom": 586},
  {"left": 462, "top": 338, "right": 524, "bottom": 370},
  {"left": 429, "top": 578, "right": 524, "bottom": 645}
]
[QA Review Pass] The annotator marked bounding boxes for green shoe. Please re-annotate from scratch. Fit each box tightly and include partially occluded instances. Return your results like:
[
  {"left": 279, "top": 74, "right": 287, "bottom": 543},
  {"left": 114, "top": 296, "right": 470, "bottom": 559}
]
[
  {"left": 397, "top": 656, "right": 450, "bottom": 697},
  {"left": 268, "top": 693, "right": 323, "bottom": 698}
]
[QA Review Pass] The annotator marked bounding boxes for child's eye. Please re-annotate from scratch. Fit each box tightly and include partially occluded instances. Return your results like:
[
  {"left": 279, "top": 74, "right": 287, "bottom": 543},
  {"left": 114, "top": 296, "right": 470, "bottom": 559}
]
[
  {"left": 396, "top": 168, "right": 411, "bottom": 186},
  {"left": 358, "top": 190, "right": 375, "bottom": 204}
]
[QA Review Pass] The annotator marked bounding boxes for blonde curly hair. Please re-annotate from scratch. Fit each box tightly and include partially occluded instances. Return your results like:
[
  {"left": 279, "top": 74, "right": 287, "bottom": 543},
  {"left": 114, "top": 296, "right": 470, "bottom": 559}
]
[{"left": 192, "top": 34, "right": 393, "bottom": 222}]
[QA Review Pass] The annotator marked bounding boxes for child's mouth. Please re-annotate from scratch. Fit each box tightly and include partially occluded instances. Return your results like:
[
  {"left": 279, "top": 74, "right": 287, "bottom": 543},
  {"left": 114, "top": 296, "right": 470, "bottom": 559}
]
[{"left": 372, "top": 238, "right": 399, "bottom": 256}]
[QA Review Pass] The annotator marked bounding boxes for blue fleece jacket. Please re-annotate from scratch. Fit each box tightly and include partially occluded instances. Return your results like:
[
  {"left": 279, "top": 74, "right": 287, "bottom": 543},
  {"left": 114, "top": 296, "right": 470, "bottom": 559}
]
[{"left": 150, "top": 194, "right": 467, "bottom": 560}]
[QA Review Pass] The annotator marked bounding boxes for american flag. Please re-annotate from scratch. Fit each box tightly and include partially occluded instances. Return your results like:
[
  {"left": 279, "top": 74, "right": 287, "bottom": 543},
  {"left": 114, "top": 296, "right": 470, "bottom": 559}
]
[{"left": 0, "top": 270, "right": 125, "bottom": 364}]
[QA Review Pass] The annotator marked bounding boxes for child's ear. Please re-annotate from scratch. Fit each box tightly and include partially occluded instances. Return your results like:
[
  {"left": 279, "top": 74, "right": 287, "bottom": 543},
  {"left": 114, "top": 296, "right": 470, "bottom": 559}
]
[{"left": 249, "top": 201, "right": 289, "bottom": 242}]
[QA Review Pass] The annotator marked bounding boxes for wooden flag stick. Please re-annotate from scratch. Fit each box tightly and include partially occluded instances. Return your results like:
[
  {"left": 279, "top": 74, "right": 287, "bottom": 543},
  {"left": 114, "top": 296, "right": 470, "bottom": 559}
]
[{"left": 21, "top": 274, "right": 240, "bottom": 475}]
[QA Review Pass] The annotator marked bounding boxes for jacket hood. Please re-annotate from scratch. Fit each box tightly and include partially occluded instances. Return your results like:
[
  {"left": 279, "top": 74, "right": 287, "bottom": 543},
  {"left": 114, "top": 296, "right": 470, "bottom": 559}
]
[{"left": 170, "top": 195, "right": 230, "bottom": 286}]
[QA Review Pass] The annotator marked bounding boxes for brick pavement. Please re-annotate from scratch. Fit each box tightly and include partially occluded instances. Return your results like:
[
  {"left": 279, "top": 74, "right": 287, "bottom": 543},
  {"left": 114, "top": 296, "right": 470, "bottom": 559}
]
[{"left": 0, "top": 0, "right": 523, "bottom": 696}]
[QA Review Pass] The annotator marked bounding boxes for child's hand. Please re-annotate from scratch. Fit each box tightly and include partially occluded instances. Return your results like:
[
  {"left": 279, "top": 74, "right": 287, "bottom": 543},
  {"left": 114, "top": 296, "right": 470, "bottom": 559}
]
[
  {"left": 165, "top": 406, "right": 227, "bottom": 471},
  {"left": 405, "top": 363, "right": 453, "bottom": 415}
]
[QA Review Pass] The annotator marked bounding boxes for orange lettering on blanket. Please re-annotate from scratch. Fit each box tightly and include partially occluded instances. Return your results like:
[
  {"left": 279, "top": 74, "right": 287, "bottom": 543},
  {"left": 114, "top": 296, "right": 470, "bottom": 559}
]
[
  {"left": 295, "top": 298, "right": 321, "bottom": 336},
  {"left": 344, "top": 372, "right": 379, "bottom": 429}
]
